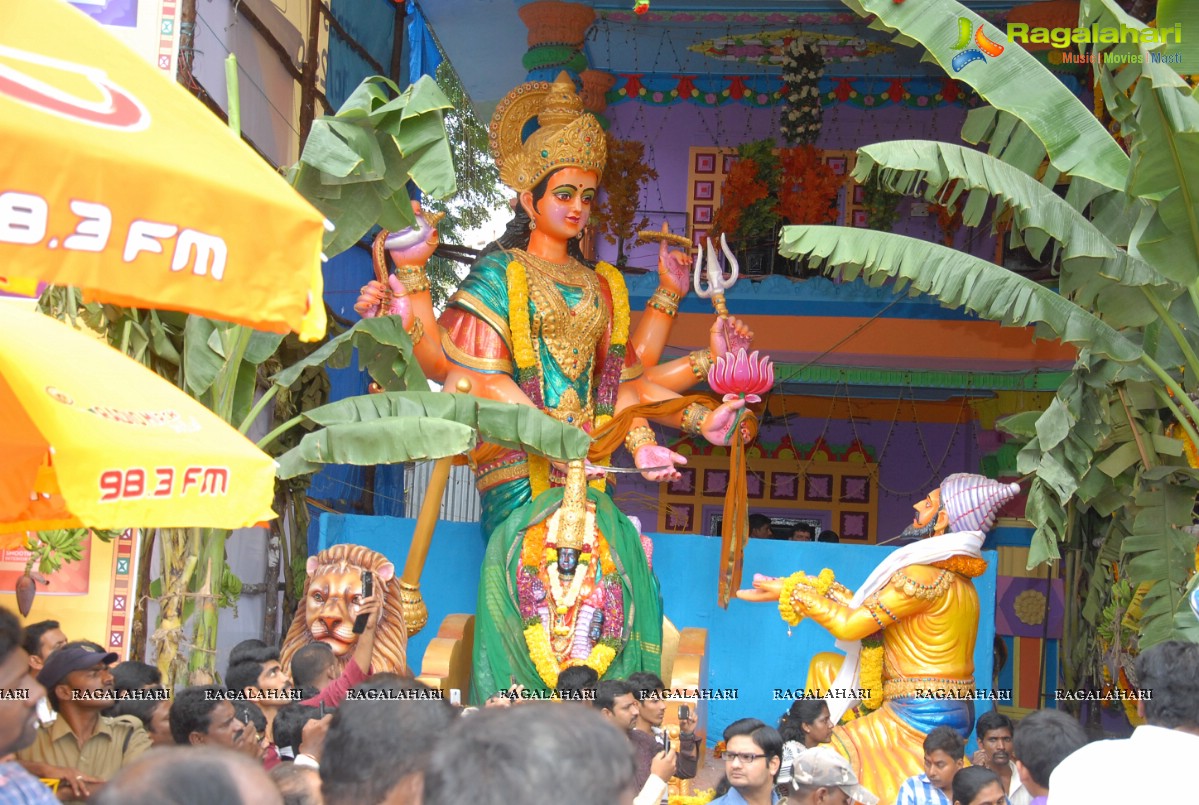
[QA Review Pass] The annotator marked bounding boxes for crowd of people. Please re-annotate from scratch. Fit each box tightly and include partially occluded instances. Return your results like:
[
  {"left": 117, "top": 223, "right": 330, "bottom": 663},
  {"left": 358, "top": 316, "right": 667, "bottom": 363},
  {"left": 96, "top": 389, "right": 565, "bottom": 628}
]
[{"left": 2, "top": 602, "right": 1197, "bottom": 805}]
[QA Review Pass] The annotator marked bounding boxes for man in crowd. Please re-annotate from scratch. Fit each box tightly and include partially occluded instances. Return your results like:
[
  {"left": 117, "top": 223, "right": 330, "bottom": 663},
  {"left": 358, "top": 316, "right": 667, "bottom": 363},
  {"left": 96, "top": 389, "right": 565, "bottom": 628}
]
[
  {"left": 0, "top": 607, "right": 57, "bottom": 803},
  {"left": 21, "top": 620, "right": 66, "bottom": 727},
  {"left": 319, "top": 681, "right": 453, "bottom": 805},
  {"left": 971, "top": 710, "right": 1029, "bottom": 805},
  {"left": 1049, "top": 640, "right": 1199, "bottom": 800},
  {"left": 270, "top": 763, "right": 322, "bottom": 805},
  {"left": 17, "top": 642, "right": 150, "bottom": 803},
  {"left": 422, "top": 704, "right": 637, "bottom": 805},
  {"left": 227, "top": 643, "right": 290, "bottom": 752},
  {"left": 749, "top": 514, "right": 774, "bottom": 540},
  {"left": 1010, "top": 709, "right": 1086, "bottom": 805},
  {"left": 296, "top": 594, "right": 381, "bottom": 710},
  {"left": 93, "top": 747, "right": 283, "bottom": 805},
  {"left": 627, "top": 672, "right": 698, "bottom": 790},
  {"left": 272, "top": 703, "right": 328, "bottom": 768},
  {"left": 895, "top": 725, "right": 966, "bottom": 805},
  {"left": 710, "top": 718, "right": 783, "bottom": 805},
  {"left": 592, "top": 679, "right": 676, "bottom": 805},
  {"left": 791, "top": 524, "right": 816, "bottom": 542},
  {"left": 555, "top": 665, "right": 598, "bottom": 701},
  {"left": 788, "top": 746, "right": 878, "bottom": 805},
  {"left": 170, "top": 686, "right": 249, "bottom": 750}
]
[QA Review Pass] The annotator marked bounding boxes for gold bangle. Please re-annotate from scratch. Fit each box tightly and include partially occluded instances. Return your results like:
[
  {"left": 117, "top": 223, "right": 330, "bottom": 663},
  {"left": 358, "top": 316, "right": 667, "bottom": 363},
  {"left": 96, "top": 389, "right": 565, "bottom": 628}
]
[
  {"left": 406, "top": 317, "right": 425, "bottom": 345},
  {"left": 648, "top": 287, "right": 680, "bottom": 318},
  {"left": 681, "top": 403, "right": 708, "bottom": 436},
  {"left": 687, "top": 349, "right": 712, "bottom": 381},
  {"left": 394, "top": 264, "right": 431, "bottom": 295},
  {"left": 625, "top": 425, "right": 657, "bottom": 455}
]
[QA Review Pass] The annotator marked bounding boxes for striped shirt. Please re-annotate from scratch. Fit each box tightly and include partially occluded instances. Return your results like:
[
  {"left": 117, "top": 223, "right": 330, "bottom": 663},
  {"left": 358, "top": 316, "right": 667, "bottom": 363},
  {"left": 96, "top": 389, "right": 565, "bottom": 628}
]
[{"left": 895, "top": 773, "right": 952, "bottom": 805}]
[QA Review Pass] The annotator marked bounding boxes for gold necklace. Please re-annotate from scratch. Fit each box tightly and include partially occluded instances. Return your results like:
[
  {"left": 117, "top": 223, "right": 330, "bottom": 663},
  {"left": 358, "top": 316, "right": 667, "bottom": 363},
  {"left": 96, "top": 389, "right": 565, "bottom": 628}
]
[{"left": 512, "top": 249, "right": 608, "bottom": 383}]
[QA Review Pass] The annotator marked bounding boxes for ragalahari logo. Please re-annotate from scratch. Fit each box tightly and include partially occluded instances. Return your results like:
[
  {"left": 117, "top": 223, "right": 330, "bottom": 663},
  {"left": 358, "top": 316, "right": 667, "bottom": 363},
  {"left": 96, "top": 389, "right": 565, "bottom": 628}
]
[
  {"left": 952, "top": 17, "right": 1005, "bottom": 71},
  {"left": 0, "top": 45, "right": 149, "bottom": 131}
]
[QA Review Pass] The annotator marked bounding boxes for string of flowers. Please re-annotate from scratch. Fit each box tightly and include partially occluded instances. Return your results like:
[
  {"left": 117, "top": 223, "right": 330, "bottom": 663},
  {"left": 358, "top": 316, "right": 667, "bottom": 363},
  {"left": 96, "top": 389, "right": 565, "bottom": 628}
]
[
  {"left": 858, "top": 636, "right": 884, "bottom": 710},
  {"left": 780, "top": 38, "right": 825, "bottom": 145}
]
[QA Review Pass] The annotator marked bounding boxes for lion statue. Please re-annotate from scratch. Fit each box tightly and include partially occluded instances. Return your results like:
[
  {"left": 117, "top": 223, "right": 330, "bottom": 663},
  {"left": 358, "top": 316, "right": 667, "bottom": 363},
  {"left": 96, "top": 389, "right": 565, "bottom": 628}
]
[{"left": 280, "top": 544, "right": 409, "bottom": 676}]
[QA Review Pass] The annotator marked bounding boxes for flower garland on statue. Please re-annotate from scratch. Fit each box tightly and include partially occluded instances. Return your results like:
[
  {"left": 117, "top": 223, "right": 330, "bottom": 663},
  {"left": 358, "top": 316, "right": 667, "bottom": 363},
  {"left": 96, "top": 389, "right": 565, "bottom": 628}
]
[
  {"left": 777, "top": 568, "right": 836, "bottom": 626},
  {"left": 780, "top": 38, "right": 825, "bottom": 145},
  {"left": 517, "top": 508, "right": 623, "bottom": 688},
  {"left": 507, "top": 258, "right": 630, "bottom": 497},
  {"left": 858, "top": 636, "right": 884, "bottom": 710}
]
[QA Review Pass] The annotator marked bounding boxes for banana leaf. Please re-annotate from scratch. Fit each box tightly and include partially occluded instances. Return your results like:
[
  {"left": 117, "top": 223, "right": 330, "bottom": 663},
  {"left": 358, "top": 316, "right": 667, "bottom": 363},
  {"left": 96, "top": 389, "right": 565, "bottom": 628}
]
[
  {"left": 853, "top": 141, "right": 1176, "bottom": 325},
  {"left": 1122, "top": 480, "right": 1199, "bottom": 646},
  {"left": 778, "top": 226, "right": 1144, "bottom": 364},
  {"left": 275, "top": 391, "right": 592, "bottom": 478},
  {"left": 288, "top": 75, "right": 457, "bottom": 258},
  {"left": 1081, "top": 0, "right": 1199, "bottom": 287},
  {"left": 842, "top": 0, "right": 1129, "bottom": 190},
  {"left": 270, "top": 315, "right": 427, "bottom": 393}
]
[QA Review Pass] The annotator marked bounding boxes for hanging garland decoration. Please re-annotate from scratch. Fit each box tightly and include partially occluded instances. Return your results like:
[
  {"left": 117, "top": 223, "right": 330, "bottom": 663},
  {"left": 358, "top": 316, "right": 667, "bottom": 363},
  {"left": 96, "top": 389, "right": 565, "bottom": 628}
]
[
  {"left": 606, "top": 74, "right": 1085, "bottom": 110},
  {"left": 780, "top": 39, "right": 825, "bottom": 145}
]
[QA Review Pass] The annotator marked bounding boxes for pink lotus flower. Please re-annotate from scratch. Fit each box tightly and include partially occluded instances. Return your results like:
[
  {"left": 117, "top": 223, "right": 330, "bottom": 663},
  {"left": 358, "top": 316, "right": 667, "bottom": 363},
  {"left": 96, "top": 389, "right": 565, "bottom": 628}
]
[{"left": 709, "top": 348, "right": 774, "bottom": 403}]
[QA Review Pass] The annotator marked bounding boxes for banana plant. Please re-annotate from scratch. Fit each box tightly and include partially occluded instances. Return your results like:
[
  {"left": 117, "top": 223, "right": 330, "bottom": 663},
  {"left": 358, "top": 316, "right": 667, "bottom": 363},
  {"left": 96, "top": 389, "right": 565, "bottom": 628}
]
[{"left": 779, "top": 0, "right": 1199, "bottom": 667}]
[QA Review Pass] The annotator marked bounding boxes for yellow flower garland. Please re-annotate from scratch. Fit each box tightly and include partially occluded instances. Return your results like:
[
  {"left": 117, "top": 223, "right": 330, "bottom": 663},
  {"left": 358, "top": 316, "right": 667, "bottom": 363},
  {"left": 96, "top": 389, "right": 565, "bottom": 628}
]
[
  {"left": 524, "top": 623, "right": 560, "bottom": 688},
  {"left": 595, "top": 262, "right": 630, "bottom": 345},
  {"left": 777, "top": 569, "right": 837, "bottom": 626},
  {"left": 858, "top": 639, "right": 884, "bottom": 710},
  {"left": 670, "top": 792, "right": 716, "bottom": 805},
  {"left": 507, "top": 260, "right": 536, "bottom": 376},
  {"left": 585, "top": 643, "right": 617, "bottom": 677}
]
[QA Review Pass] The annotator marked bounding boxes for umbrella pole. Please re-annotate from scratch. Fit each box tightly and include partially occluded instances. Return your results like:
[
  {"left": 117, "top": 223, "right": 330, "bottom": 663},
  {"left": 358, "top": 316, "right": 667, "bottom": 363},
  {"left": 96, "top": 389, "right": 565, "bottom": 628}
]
[{"left": 398, "top": 457, "right": 452, "bottom": 639}]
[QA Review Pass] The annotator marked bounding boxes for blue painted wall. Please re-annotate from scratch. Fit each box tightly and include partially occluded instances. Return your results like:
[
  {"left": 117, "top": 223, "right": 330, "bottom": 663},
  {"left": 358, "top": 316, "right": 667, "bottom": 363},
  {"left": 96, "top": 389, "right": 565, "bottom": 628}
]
[{"left": 317, "top": 513, "right": 997, "bottom": 744}]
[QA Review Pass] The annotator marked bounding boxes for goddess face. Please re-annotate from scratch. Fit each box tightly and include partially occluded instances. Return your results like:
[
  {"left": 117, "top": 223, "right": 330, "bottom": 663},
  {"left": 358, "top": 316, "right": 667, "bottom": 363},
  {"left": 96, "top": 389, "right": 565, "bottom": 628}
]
[
  {"left": 304, "top": 567, "right": 369, "bottom": 657},
  {"left": 556, "top": 547, "right": 580, "bottom": 575},
  {"left": 522, "top": 167, "right": 599, "bottom": 244}
]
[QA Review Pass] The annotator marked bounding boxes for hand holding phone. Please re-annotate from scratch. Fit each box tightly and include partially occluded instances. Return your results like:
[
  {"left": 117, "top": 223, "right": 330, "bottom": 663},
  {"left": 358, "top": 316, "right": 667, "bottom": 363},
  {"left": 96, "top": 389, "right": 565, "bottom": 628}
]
[{"left": 353, "top": 570, "right": 374, "bottom": 634}]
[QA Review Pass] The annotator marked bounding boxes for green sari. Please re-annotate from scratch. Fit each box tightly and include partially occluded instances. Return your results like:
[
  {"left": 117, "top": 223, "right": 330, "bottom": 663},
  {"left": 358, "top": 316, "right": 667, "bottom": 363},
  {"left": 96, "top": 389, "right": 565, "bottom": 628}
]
[{"left": 471, "top": 486, "right": 664, "bottom": 702}]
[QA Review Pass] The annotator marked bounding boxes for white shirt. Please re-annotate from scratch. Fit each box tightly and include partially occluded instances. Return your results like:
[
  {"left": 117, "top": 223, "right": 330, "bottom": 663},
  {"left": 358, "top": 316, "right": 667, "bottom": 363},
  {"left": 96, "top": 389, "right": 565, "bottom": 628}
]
[
  {"left": 1048, "top": 725, "right": 1199, "bottom": 804},
  {"left": 1004, "top": 760, "right": 1031, "bottom": 805}
]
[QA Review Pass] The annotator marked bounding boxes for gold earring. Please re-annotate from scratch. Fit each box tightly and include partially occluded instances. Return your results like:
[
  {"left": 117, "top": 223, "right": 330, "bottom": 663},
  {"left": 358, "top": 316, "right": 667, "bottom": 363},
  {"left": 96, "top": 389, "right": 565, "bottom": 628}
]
[{"left": 530, "top": 220, "right": 537, "bottom": 230}]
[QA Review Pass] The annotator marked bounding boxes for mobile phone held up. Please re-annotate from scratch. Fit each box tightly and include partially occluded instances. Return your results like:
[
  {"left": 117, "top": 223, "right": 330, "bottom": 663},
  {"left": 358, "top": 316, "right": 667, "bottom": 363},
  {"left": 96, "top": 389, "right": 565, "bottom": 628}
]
[
  {"left": 352, "top": 569, "right": 373, "bottom": 634},
  {"left": 678, "top": 704, "right": 691, "bottom": 723}
]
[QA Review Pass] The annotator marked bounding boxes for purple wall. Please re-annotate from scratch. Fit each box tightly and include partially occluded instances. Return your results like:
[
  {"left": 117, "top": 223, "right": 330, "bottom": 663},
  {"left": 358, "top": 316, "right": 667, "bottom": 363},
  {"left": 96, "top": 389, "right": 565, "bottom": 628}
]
[
  {"left": 596, "top": 101, "right": 996, "bottom": 270},
  {"left": 611, "top": 413, "right": 980, "bottom": 543}
]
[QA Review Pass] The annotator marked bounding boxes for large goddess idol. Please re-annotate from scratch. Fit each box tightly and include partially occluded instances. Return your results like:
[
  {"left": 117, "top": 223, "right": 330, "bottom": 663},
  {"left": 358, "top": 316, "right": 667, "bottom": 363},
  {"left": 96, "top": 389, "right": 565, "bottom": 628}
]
[{"left": 356, "top": 72, "right": 755, "bottom": 695}]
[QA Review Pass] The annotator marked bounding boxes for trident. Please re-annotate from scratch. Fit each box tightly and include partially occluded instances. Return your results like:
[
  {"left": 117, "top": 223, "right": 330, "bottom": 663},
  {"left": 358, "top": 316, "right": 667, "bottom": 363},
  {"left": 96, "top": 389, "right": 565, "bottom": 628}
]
[{"left": 693, "top": 233, "right": 739, "bottom": 318}]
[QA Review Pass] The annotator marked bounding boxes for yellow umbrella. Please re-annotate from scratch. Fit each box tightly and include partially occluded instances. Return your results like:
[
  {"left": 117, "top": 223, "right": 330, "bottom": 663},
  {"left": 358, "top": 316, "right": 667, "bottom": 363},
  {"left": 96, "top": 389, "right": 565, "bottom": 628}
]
[
  {"left": 0, "top": 0, "right": 327, "bottom": 340},
  {"left": 0, "top": 305, "right": 278, "bottom": 531}
]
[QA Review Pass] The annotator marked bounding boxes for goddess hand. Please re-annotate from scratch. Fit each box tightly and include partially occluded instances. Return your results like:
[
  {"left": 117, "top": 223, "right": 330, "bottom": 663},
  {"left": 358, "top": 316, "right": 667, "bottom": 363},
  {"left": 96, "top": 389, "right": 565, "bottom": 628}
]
[
  {"left": 657, "top": 238, "right": 693, "bottom": 297},
  {"left": 699, "top": 398, "right": 751, "bottom": 446},
  {"left": 708, "top": 316, "right": 753, "bottom": 356},
  {"left": 635, "top": 444, "right": 687, "bottom": 483},
  {"left": 354, "top": 274, "right": 413, "bottom": 323},
  {"left": 385, "top": 200, "right": 441, "bottom": 267},
  {"left": 735, "top": 573, "right": 784, "bottom": 603}
]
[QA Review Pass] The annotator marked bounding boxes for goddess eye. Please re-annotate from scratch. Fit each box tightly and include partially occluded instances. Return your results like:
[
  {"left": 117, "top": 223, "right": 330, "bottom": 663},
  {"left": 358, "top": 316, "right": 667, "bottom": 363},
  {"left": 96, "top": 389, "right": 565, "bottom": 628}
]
[{"left": 312, "top": 592, "right": 325, "bottom": 603}]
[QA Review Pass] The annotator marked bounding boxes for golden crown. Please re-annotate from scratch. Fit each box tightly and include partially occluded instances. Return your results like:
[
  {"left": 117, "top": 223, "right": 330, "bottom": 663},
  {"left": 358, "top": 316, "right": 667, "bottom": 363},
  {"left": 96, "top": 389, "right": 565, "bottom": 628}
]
[{"left": 489, "top": 71, "right": 607, "bottom": 193}]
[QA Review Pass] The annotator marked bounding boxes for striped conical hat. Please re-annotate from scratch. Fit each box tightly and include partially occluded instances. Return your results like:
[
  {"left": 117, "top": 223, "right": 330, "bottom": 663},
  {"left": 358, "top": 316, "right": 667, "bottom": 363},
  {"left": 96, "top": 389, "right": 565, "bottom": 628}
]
[{"left": 940, "top": 473, "right": 1020, "bottom": 534}]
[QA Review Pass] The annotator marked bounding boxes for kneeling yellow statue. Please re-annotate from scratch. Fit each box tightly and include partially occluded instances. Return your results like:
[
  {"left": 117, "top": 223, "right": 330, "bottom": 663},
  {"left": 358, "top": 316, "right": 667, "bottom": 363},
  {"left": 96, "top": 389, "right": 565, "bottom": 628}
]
[{"left": 738, "top": 473, "right": 1019, "bottom": 805}]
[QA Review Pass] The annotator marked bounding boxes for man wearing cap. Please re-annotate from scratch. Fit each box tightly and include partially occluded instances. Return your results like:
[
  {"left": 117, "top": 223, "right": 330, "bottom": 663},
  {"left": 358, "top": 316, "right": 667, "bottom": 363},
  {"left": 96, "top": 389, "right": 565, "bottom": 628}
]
[
  {"left": 16, "top": 641, "right": 150, "bottom": 803},
  {"left": 789, "top": 746, "right": 878, "bottom": 805},
  {"left": 740, "top": 473, "right": 1019, "bottom": 805}
]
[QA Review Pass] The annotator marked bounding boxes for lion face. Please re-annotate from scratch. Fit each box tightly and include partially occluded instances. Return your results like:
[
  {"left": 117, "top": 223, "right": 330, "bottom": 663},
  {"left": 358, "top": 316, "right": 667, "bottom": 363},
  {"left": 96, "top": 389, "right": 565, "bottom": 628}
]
[
  {"left": 305, "top": 567, "right": 368, "bottom": 657},
  {"left": 281, "top": 544, "right": 409, "bottom": 679}
]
